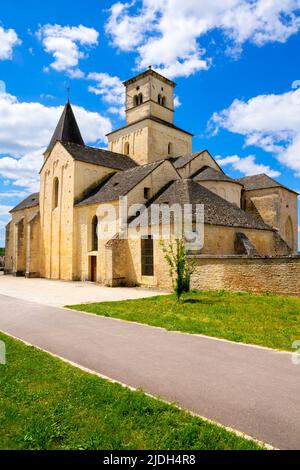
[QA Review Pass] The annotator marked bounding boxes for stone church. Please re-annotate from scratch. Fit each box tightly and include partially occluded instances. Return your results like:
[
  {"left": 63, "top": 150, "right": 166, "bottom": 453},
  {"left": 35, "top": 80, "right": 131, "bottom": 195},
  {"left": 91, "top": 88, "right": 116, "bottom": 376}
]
[{"left": 4, "top": 68, "right": 300, "bottom": 293}]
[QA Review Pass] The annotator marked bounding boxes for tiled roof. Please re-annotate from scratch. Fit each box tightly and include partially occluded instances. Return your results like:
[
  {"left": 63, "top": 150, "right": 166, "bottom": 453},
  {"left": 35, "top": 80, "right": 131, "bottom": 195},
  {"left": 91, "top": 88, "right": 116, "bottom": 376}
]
[
  {"left": 172, "top": 151, "right": 224, "bottom": 173},
  {"left": 45, "top": 101, "right": 84, "bottom": 155},
  {"left": 236, "top": 174, "right": 299, "bottom": 194},
  {"left": 172, "top": 151, "right": 206, "bottom": 169},
  {"left": 76, "top": 160, "right": 164, "bottom": 206},
  {"left": 10, "top": 193, "right": 40, "bottom": 213},
  {"left": 123, "top": 68, "right": 176, "bottom": 88},
  {"left": 193, "top": 166, "right": 242, "bottom": 184},
  {"left": 150, "top": 179, "right": 273, "bottom": 230},
  {"left": 61, "top": 141, "right": 138, "bottom": 171},
  {"left": 107, "top": 116, "right": 193, "bottom": 137}
]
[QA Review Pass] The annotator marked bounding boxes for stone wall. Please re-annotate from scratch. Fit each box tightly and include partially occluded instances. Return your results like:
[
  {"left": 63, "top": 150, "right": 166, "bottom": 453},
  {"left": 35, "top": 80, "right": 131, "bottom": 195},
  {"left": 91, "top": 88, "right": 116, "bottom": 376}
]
[
  {"left": 176, "top": 151, "right": 221, "bottom": 178},
  {"left": 242, "top": 187, "right": 298, "bottom": 253},
  {"left": 198, "top": 180, "right": 242, "bottom": 207},
  {"left": 108, "top": 118, "right": 192, "bottom": 166},
  {"left": 190, "top": 255, "right": 300, "bottom": 295},
  {"left": 5, "top": 206, "right": 41, "bottom": 277}
]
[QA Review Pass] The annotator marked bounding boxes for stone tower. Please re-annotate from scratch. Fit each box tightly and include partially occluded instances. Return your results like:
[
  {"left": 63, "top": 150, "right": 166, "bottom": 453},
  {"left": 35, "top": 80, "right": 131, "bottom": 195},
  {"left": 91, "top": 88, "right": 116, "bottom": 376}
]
[{"left": 107, "top": 68, "right": 193, "bottom": 165}]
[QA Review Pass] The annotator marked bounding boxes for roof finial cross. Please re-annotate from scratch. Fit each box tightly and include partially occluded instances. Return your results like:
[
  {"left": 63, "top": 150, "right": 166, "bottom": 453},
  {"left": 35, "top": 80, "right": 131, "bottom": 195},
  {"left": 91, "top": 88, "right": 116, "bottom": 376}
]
[{"left": 66, "top": 80, "right": 71, "bottom": 103}]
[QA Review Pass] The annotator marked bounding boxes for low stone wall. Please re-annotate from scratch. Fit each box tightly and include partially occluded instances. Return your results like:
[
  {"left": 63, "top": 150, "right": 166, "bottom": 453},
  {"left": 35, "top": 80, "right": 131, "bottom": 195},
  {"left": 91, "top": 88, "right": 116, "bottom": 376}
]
[{"left": 189, "top": 255, "right": 300, "bottom": 296}]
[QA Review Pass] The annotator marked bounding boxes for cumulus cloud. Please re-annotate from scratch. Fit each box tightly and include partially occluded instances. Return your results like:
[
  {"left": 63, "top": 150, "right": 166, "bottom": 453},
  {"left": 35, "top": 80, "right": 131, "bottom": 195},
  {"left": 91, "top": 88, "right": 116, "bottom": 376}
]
[
  {"left": 0, "top": 190, "right": 28, "bottom": 199},
  {"left": 0, "top": 88, "right": 112, "bottom": 192},
  {"left": 88, "top": 72, "right": 125, "bottom": 118},
  {"left": 216, "top": 154, "right": 280, "bottom": 177},
  {"left": 0, "top": 26, "right": 21, "bottom": 60},
  {"left": 36, "top": 24, "right": 99, "bottom": 77},
  {"left": 106, "top": 0, "right": 300, "bottom": 79},
  {"left": 0, "top": 205, "right": 12, "bottom": 216},
  {"left": 211, "top": 87, "right": 300, "bottom": 176}
]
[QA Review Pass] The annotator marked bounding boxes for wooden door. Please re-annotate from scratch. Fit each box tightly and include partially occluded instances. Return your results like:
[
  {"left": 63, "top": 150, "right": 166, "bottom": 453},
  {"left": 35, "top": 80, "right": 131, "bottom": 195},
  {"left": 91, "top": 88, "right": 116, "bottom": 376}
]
[{"left": 90, "top": 256, "right": 97, "bottom": 282}]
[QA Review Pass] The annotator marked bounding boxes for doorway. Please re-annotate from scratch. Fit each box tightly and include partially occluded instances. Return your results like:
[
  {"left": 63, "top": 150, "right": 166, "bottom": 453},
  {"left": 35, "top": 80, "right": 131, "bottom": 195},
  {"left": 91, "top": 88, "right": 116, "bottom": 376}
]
[{"left": 90, "top": 256, "right": 97, "bottom": 282}]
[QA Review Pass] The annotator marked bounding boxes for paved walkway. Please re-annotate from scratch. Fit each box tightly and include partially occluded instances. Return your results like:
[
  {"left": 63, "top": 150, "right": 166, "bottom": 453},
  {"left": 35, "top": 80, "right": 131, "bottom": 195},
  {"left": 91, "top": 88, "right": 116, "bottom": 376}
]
[
  {"left": 0, "top": 275, "right": 166, "bottom": 306},
  {"left": 0, "top": 293, "right": 299, "bottom": 449}
]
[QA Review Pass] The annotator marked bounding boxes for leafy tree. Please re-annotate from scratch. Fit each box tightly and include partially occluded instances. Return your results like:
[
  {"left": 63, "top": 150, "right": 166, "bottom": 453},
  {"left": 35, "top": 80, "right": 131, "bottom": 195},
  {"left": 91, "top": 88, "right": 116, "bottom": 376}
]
[{"left": 162, "top": 238, "right": 195, "bottom": 301}]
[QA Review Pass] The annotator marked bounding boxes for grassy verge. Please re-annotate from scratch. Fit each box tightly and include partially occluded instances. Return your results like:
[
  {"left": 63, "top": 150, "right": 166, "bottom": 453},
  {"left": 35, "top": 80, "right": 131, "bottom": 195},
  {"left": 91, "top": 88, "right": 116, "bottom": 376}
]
[
  {"left": 0, "top": 332, "right": 263, "bottom": 450},
  {"left": 68, "top": 290, "right": 300, "bottom": 351}
]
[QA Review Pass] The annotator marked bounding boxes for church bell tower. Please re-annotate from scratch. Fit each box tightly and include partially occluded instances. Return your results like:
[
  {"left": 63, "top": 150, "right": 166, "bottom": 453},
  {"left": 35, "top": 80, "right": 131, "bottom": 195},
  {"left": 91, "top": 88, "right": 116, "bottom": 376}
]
[{"left": 107, "top": 68, "right": 192, "bottom": 166}]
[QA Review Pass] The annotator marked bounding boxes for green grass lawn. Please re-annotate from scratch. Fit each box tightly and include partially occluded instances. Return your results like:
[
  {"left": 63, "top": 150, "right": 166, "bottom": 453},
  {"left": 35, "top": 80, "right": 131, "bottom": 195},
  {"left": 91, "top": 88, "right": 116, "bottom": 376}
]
[
  {"left": 0, "top": 332, "right": 262, "bottom": 450},
  {"left": 68, "top": 290, "right": 300, "bottom": 352}
]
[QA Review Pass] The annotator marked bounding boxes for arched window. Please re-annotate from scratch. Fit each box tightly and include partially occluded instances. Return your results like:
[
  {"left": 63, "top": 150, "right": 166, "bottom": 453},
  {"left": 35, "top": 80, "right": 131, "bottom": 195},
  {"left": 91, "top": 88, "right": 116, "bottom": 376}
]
[
  {"left": 138, "top": 93, "right": 143, "bottom": 105},
  {"left": 162, "top": 96, "right": 166, "bottom": 107},
  {"left": 158, "top": 94, "right": 162, "bottom": 105},
  {"left": 124, "top": 142, "right": 130, "bottom": 156},
  {"left": 92, "top": 216, "right": 98, "bottom": 252},
  {"left": 168, "top": 142, "right": 174, "bottom": 155},
  {"left": 133, "top": 95, "right": 139, "bottom": 107},
  {"left": 53, "top": 177, "right": 59, "bottom": 209},
  {"left": 285, "top": 216, "right": 294, "bottom": 249}
]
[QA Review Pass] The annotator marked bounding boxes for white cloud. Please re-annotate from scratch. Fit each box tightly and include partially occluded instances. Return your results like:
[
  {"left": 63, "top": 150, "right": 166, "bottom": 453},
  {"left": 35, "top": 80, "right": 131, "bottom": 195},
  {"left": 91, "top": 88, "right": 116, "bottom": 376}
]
[
  {"left": 36, "top": 24, "right": 99, "bottom": 77},
  {"left": 0, "top": 190, "right": 29, "bottom": 199},
  {"left": 216, "top": 154, "right": 280, "bottom": 177},
  {"left": 0, "top": 205, "right": 12, "bottom": 216},
  {"left": 106, "top": 0, "right": 300, "bottom": 79},
  {"left": 174, "top": 95, "right": 181, "bottom": 108},
  {"left": 88, "top": 72, "right": 125, "bottom": 118},
  {"left": 0, "top": 216, "right": 10, "bottom": 247},
  {"left": 211, "top": 87, "right": 300, "bottom": 176},
  {"left": 0, "top": 88, "right": 112, "bottom": 192},
  {"left": 0, "top": 26, "right": 21, "bottom": 60}
]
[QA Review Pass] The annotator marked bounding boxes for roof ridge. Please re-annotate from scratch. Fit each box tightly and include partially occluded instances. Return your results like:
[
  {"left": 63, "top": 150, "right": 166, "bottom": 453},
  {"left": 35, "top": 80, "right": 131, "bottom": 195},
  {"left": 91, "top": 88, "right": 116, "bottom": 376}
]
[
  {"left": 10, "top": 192, "right": 40, "bottom": 213},
  {"left": 118, "top": 159, "right": 162, "bottom": 175},
  {"left": 236, "top": 173, "right": 298, "bottom": 194},
  {"left": 63, "top": 141, "right": 129, "bottom": 157}
]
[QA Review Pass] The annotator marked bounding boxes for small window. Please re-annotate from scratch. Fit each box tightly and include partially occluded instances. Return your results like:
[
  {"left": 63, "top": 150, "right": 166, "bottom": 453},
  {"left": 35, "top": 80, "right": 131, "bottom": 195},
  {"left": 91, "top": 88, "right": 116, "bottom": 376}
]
[
  {"left": 124, "top": 142, "right": 130, "bottom": 155},
  {"left": 168, "top": 142, "right": 174, "bottom": 155},
  {"left": 162, "top": 96, "right": 166, "bottom": 107},
  {"left": 138, "top": 93, "right": 143, "bottom": 105},
  {"left": 133, "top": 95, "right": 139, "bottom": 107},
  {"left": 141, "top": 236, "right": 154, "bottom": 276},
  {"left": 144, "top": 187, "right": 151, "bottom": 199},
  {"left": 92, "top": 216, "right": 98, "bottom": 251},
  {"left": 53, "top": 177, "right": 59, "bottom": 209}
]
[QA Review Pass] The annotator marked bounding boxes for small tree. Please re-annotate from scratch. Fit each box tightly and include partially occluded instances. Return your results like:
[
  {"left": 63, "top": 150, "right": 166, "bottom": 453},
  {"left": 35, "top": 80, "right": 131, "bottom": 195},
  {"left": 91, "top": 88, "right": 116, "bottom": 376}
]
[{"left": 162, "top": 237, "right": 195, "bottom": 301}]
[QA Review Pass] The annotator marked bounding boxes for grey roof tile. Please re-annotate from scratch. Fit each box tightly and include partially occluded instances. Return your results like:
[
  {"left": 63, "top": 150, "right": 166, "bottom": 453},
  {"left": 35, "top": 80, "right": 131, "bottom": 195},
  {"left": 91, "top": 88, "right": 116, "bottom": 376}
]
[
  {"left": 45, "top": 101, "right": 84, "bottom": 155},
  {"left": 193, "top": 166, "right": 242, "bottom": 184},
  {"left": 151, "top": 179, "right": 272, "bottom": 230},
  {"left": 236, "top": 174, "right": 298, "bottom": 194},
  {"left": 172, "top": 151, "right": 206, "bottom": 168},
  {"left": 11, "top": 193, "right": 39, "bottom": 213},
  {"left": 76, "top": 160, "right": 163, "bottom": 206},
  {"left": 172, "top": 151, "right": 224, "bottom": 174},
  {"left": 107, "top": 116, "right": 193, "bottom": 137},
  {"left": 61, "top": 141, "right": 138, "bottom": 171}
]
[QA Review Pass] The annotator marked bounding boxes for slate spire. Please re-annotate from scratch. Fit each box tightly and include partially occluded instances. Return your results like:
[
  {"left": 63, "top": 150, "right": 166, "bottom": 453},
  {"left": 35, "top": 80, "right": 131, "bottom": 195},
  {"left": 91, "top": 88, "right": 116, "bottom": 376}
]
[{"left": 45, "top": 101, "right": 84, "bottom": 156}]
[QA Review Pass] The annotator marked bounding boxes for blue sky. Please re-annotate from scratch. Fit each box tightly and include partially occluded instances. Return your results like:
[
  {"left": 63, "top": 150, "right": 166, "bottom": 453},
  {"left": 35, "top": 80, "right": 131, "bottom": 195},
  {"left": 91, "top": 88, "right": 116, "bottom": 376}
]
[{"left": 0, "top": 0, "right": 300, "bottom": 246}]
